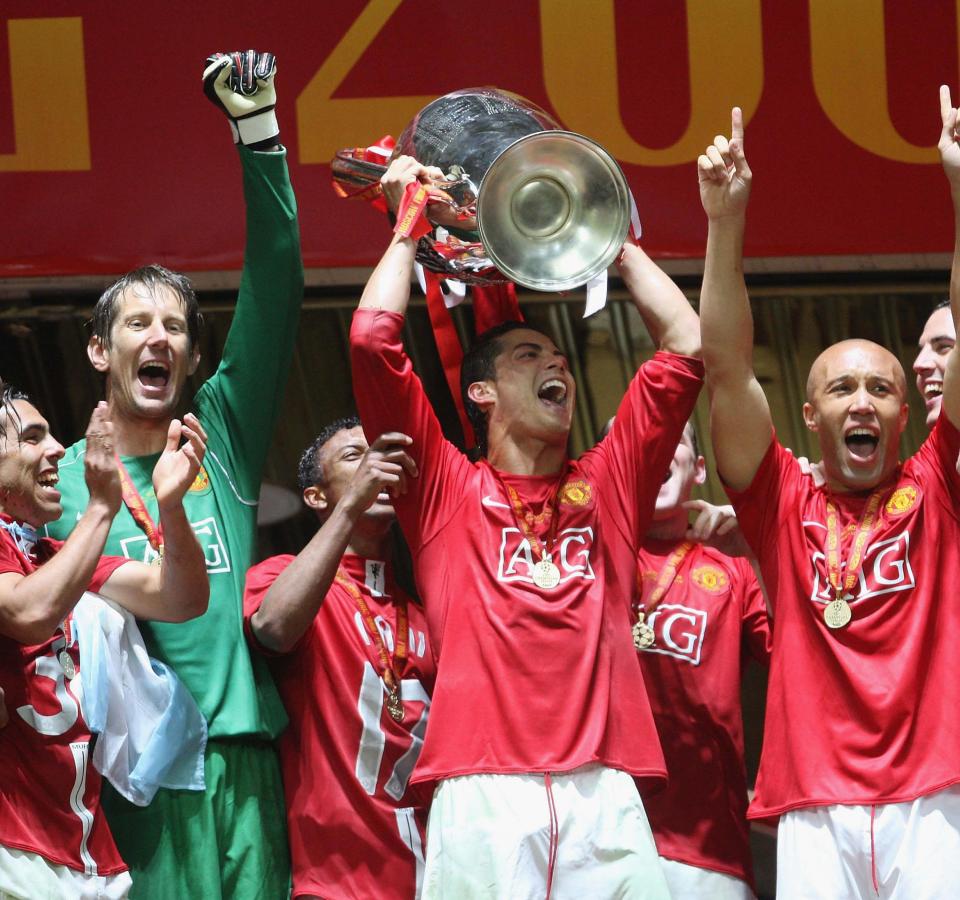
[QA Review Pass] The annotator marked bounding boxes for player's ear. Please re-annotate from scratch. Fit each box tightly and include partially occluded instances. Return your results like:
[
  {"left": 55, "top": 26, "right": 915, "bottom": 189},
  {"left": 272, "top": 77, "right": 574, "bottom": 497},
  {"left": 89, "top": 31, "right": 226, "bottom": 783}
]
[
  {"left": 303, "top": 484, "right": 328, "bottom": 515},
  {"left": 467, "top": 380, "right": 496, "bottom": 411},
  {"left": 188, "top": 345, "right": 201, "bottom": 376},
  {"left": 694, "top": 456, "right": 707, "bottom": 486},
  {"left": 802, "top": 401, "right": 818, "bottom": 433},
  {"left": 88, "top": 336, "right": 110, "bottom": 374}
]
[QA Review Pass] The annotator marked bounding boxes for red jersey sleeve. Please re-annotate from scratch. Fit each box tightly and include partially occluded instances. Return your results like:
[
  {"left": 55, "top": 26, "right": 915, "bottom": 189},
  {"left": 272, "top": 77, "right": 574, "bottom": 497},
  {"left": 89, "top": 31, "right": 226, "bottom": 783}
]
[
  {"left": 580, "top": 351, "right": 704, "bottom": 549},
  {"left": 0, "top": 534, "right": 126, "bottom": 591},
  {"left": 735, "top": 557, "right": 772, "bottom": 666},
  {"left": 724, "top": 432, "right": 796, "bottom": 614},
  {"left": 911, "top": 412, "right": 960, "bottom": 506},
  {"left": 243, "top": 554, "right": 296, "bottom": 656},
  {"left": 90, "top": 555, "right": 130, "bottom": 593},
  {"left": 350, "top": 308, "right": 474, "bottom": 547}
]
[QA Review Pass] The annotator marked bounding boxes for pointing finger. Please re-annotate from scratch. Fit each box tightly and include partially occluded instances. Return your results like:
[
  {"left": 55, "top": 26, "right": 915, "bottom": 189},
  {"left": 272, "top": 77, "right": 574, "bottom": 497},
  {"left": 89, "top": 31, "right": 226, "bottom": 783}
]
[{"left": 731, "top": 106, "right": 744, "bottom": 146}]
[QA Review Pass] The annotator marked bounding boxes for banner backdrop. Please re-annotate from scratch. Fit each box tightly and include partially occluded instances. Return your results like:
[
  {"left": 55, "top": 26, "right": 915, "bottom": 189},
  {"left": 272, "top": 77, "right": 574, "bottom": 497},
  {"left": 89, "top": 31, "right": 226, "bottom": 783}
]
[{"left": 2, "top": 1, "right": 959, "bottom": 278}]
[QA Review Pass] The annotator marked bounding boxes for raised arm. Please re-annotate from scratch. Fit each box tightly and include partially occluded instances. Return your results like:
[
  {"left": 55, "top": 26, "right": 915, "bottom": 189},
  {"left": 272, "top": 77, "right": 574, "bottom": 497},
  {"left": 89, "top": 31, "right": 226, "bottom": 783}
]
[
  {"left": 358, "top": 156, "right": 447, "bottom": 315},
  {"left": 0, "top": 405, "right": 124, "bottom": 644},
  {"left": 617, "top": 243, "right": 700, "bottom": 356},
  {"left": 938, "top": 86, "right": 960, "bottom": 429},
  {"left": 249, "top": 433, "right": 417, "bottom": 654},
  {"left": 698, "top": 108, "right": 773, "bottom": 491},
  {"left": 199, "top": 50, "right": 304, "bottom": 492},
  {"left": 98, "top": 414, "right": 209, "bottom": 622}
]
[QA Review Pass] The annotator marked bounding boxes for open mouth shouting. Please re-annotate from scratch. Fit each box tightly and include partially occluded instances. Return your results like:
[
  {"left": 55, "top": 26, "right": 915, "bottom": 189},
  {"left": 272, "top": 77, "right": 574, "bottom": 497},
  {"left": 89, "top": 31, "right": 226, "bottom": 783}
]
[
  {"left": 537, "top": 378, "right": 569, "bottom": 410},
  {"left": 138, "top": 360, "right": 171, "bottom": 393},
  {"left": 844, "top": 426, "right": 879, "bottom": 461}
]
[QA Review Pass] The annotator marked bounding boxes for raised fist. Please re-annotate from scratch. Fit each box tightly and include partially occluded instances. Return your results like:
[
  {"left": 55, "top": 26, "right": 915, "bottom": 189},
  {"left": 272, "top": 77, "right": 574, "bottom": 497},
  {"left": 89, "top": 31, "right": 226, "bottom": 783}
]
[{"left": 203, "top": 50, "right": 279, "bottom": 150}]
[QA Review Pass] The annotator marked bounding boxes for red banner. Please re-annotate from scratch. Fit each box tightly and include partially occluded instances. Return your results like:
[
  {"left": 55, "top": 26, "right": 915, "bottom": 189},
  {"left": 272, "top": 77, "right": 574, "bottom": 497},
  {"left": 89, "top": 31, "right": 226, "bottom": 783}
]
[{"left": 2, "top": 1, "right": 958, "bottom": 278}]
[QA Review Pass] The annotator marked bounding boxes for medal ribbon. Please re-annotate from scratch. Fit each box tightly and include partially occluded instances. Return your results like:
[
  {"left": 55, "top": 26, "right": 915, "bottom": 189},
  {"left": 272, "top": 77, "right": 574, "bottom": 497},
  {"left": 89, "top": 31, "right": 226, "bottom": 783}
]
[
  {"left": 335, "top": 567, "right": 408, "bottom": 696},
  {"left": 115, "top": 455, "right": 163, "bottom": 557},
  {"left": 824, "top": 488, "right": 887, "bottom": 601},
  {"left": 638, "top": 540, "right": 696, "bottom": 618},
  {"left": 488, "top": 463, "right": 570, "bottom": 565}
]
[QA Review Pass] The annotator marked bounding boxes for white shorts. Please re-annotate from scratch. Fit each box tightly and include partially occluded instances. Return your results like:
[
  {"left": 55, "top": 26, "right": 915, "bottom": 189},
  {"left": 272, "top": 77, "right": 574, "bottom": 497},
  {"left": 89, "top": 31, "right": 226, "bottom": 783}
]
[
  {"left": 659, "top": 857, "right": 755, "bottom": 899},
  {"left": 421, "top": 763, "right": 669, "bottom": 900},
  {"left": 0, "top": 845, "right": 131, "bottom": 900},
  {"left": 777, "top": 785, "right": 960, "bottom": 899}
]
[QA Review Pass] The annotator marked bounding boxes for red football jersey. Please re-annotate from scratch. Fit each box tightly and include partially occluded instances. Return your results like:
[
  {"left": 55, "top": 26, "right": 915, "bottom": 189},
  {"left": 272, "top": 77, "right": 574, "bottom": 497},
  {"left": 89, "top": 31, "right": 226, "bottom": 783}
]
[
  {"left": 350, "top": 308, "right": 704, "bottom": 790},
  {"left": 244, "top": 553, "right": 436, "bottom": 900},
  {"left": 635, "top": 539, "right": 770, "bottom": 886},
  {"left": 728, "top": 417, "right": 960, "bottom": 820},
  {"left": 0, "top": 520, "right": 128, "bottom": 874}
]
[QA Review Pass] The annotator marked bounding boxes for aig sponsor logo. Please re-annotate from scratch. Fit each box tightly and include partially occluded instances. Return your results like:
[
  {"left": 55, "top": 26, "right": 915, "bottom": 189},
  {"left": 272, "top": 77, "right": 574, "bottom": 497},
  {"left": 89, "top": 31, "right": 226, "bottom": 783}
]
[
  {"left": 807, "top": 527, "right": 915, "bottom": 604},
  {"left": 641, "top": 604, "right": 708, "bottom": 665},
  {"left": 497, "top": 526, "right": 596, "bottom": 586},
  {"left": 119, "top": 516, "right": 231, "bottom": 574}
]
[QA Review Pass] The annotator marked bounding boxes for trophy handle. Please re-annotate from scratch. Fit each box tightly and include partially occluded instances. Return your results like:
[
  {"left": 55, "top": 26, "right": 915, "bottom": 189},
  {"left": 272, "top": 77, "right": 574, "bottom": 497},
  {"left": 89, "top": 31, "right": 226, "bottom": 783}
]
[{"left": 331, "top": 150, "right": 389, "bottom": 200}]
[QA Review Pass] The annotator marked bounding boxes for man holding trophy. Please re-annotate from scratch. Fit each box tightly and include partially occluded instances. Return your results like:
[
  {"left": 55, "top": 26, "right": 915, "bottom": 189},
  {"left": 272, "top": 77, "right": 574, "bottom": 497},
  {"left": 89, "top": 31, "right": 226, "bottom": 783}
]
[{"left": 349, "top": 90, "right": 703, "bottom": 894}]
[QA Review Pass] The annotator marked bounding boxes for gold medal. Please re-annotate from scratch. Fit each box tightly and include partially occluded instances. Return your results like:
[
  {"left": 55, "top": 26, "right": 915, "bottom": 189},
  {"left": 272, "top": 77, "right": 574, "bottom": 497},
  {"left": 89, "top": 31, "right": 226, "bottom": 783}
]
[
  {"left": 824, "top": 596, "right": 852, "bottom": 629},
  {"left": 532, "top": 557, "right": 561, "bottom": 590},
  {"left": 632, "top": 615, "right": 655, "bottom": 650},
  {"left": 386, "top": 689, "right": 405, "bottom": 723},
  {"left": 58, "top": 650, "right": 76, "bottom": 680}
]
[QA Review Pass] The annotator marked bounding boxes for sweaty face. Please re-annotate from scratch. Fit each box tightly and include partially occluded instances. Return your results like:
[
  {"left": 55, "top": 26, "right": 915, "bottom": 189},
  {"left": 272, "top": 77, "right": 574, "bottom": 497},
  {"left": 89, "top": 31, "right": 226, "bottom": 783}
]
[
  {"left": 804, "top": 342, "right": 908, "bottom": 492},
  {"left": 0, "top": 401, "right": 66, "bottom": 527},
  {"left": 653, "top": 426, "right": 704, "bottom": 517},
  {"left": 486, "top": 329, "right": 576, "bottom": 445},
  {"left": 913, "top": 306, "right": 955, "bottom": 429},
  {"left": 92, "top": 284, "right": 197, "bottom": 423},
  {"left": 317, "top": 426, "right": 395, "bottom": 521}
]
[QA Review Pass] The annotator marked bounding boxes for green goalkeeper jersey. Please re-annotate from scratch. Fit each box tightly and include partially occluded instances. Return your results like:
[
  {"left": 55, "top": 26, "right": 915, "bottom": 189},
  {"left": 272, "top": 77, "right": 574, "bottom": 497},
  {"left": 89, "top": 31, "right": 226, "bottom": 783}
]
[{"left": 47, "top": 147, "right": 303, "bottom": 740}]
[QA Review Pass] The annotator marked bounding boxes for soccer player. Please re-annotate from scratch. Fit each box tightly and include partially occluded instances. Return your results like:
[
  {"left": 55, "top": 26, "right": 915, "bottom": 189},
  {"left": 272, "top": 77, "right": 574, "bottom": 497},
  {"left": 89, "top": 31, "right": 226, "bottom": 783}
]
[
  {"left": 44, "top": 51, "right": 303, "bottom": 898},
  {"left": 0, "top": 388, "right": 208, "bottom": 898},
  {"left": 914, "top": 298, "right": 954, "bottom": 429},
  {"left": 350, "top": 155, "right": 703, "bottom": 898},
  {"left": 631, "top": 422, "right": 769, "bottom": 899},
  {"left": 243, "top": 418, "right": 433, "bottom": 899},
  {"left": 697, "top": 95, "right": 960, "bottom": 897}
]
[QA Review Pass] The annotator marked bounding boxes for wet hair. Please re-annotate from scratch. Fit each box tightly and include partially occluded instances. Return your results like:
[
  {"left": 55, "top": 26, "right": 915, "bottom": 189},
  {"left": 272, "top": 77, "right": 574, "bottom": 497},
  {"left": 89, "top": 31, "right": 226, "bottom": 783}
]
[
  {"left": 0, "top": 380, "right": 31, "bottom": 447},
  {"left": 297, "top": 415, "right": 362, "bottom": 492},
  {"left": 460, "top": 320, "right": 540, "bottom": 457},
  {"left": 91, "top": 265, "right": 202, "bottom": 351}
]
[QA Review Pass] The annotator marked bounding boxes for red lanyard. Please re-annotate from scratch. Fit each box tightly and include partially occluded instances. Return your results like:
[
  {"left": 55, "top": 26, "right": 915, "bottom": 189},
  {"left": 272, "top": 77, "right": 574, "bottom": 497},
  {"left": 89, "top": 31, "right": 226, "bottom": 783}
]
[
  {"left": 487, "top": 463, "right": 569, "bottom": 560},
  {"left": 335, "top": 566, "right": 408, "bottom": 722},
  {"left": 822, "top": 487, "right": 886, "bottom": 629},
  {"left": 115, "top": 455, "right": 163, "bottom": 561},
  {"left": 487, "top": 463, "right": 570, "bottom": 590},
  {"left": 633, "top": 540, "right": 695, "bottom": 649}
]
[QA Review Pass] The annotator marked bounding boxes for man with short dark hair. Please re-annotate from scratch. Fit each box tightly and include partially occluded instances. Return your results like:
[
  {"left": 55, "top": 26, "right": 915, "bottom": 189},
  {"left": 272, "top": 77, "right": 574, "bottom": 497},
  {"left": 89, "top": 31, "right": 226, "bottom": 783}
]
[
  {"left": 244, "top": 418, "right": 433, "bottom": 899},
  {"left": 698, "top": 96, "right": 960, "bottom": 897},
  {"left": 350, "top": 155, "right": 703, "bottom": 898},
  {"left": 45, "top": 50, "right": 303, "bottom": 898},
  {"left": 0, "top": 387, "right": 208, "bottom": 898}
]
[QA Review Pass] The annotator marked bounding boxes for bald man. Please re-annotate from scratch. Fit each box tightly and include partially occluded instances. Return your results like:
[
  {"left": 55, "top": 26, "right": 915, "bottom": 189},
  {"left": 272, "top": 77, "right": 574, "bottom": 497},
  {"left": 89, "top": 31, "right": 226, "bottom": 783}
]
[{"left": 696, "top": 95, "right": 960, "bottom": 899}]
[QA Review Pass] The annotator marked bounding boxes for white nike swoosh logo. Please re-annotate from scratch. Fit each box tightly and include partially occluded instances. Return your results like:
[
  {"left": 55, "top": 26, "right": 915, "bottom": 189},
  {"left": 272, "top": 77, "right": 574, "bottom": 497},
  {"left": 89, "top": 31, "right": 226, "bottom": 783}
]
[{"left": 481, "top": 495, "right": 511, "bottom": 509}]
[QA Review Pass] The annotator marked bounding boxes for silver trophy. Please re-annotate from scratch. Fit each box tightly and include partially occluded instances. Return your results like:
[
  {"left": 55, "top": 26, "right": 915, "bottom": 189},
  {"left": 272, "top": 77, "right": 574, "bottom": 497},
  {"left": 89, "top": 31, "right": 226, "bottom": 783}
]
[{"left": 333, "top": 88, "right": 631, "bottom": 291}]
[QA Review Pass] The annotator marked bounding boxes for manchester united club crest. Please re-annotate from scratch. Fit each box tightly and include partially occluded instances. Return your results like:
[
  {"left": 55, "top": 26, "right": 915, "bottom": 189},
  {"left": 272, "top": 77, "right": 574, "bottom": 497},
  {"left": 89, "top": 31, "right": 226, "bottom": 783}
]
[
  {"left": 189, "top": 465, "right": 210, "bottom": 492},
  {"left": 560, "top": 479, "right": 592, "bottom": 506},
  {"left": 885, "top": 485, "right": 918, "bottom": 516},
  {"left": 691, "top": 565, "right": 728, "bottom": 593}
]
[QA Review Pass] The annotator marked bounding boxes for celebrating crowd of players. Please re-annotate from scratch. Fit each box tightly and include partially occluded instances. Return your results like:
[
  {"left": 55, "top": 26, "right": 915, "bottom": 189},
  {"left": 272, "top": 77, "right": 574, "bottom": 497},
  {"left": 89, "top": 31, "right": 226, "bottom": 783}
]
[{"left": 2, "top": 50, "right": 960, "bottom": 900}]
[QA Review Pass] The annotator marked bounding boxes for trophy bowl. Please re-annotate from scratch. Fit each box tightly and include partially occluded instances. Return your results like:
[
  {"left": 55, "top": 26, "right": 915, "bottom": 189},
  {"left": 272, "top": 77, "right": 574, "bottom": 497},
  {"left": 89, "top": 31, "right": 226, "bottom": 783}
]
[{"left": 334, "top": 87, "right": 632, "bottom": 291}]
